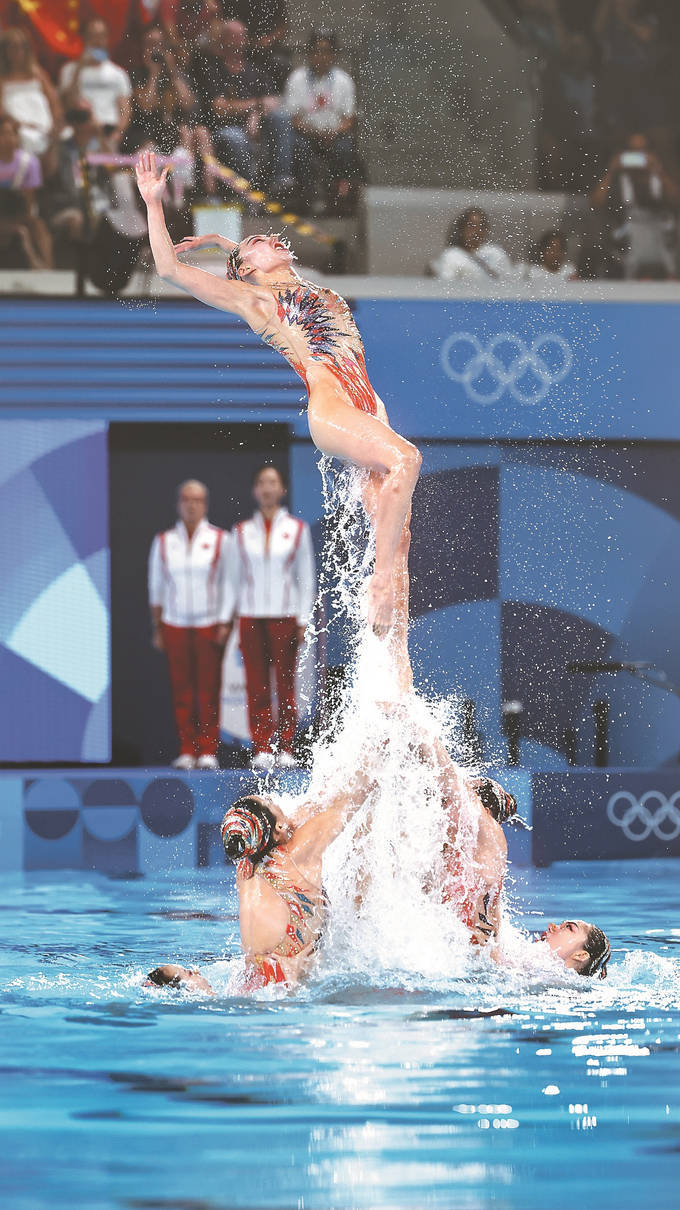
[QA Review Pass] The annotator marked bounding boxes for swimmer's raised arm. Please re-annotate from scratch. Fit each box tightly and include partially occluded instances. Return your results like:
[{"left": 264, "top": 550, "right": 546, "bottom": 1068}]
[{"left": 135, "top": 152, "right": 271, "bottom": 321}]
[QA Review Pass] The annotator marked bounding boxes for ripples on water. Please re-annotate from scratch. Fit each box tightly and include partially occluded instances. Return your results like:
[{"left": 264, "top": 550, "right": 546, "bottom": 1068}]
[{"left": 1, "top": 865, "right": 678, "bottom": 1210}]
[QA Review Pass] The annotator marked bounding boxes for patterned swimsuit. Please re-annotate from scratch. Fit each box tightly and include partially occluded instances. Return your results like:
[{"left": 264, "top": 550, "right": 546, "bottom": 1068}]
[
  {"left": 257, "top": 281, "right": 379, "bottom": 416},
  {"left": 249, "top": 848, "right": 329, "bottom": 985}
]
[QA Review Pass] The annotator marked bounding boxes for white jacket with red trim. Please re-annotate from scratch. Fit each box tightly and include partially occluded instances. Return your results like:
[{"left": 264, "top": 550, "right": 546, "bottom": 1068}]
[
  {"left": 223, "top": 508, "right": 316, "bottom": 626},
  {"left": 148, "top": 518, "right": 231, "bottom": 627}
]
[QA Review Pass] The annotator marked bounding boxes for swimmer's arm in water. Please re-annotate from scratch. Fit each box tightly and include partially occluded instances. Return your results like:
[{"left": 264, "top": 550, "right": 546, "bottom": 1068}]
[{"left": 135, "top": 152, "right": 272, "bottom": 323}]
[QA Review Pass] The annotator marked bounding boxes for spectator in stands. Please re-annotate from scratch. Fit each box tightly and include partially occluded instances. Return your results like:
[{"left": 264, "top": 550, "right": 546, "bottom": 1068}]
[
  {"left": 44, "top": 103, "right": 98, "bottom": 264},
  {"left": 189, "top": 17, "right": 292, "bottom": 196},
  {"left": 429, "top": 207, "right": 515, "bottom": 283},
  {"left": 223, "top": 466, "right": 316, "bottom": 773},
  {"left": 594, "top": 1, "right": 673, "bottom": 169},
  {"left": 589, "top": 131, "right": 680, "bottom": 277},
  {"left": 524, "top": 229, "right": 579, "bottom": 283},
  {"left": 59, "top": 18, "right": 132, "bottom": 143},
  {"left": 0, "top": 113, "right": 52, "bottom": 267},
  {"left": 238, "top": 0, "right": 291, "bottom": 93},
  {"left": 148, "top": 480, "right": 232, "bottom": 771},
  {"left": 285, "top": 29, "right": 359, "bottom": 214},
  {"left": 132, "top": 24, "right": 197, "bottom": 130},
  {"left": 122, "top": 25, "right": 217, "bottom": 201},
  {"left": 0, "top": 27, "right": 61, "bottom": 171},
  {"left": 162, "top": 0, "right": 224, "bottom": 67}
]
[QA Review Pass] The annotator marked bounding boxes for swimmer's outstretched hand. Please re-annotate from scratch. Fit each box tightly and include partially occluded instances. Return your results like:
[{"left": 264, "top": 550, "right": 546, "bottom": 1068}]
[
  {"left": 174, "top": 233, "right": 213, "bottom": 255},
  {"left": 135, "top": 150, "right": 169, "bottom": 205},
  {"left": 173, "top": 232, "right": 239, "bottom": 255},
  {"left": 367, "top": 571, "right": 394, "bottom": 637}
]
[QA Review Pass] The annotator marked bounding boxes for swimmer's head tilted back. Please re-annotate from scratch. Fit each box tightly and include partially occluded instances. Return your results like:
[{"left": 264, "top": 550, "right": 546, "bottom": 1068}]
[
  {"left": 225, "top": 234, "right": 295, "bottom": 283},
  {"left": 579, "top": 924, "right": 611, "bottom": 979},
  {"left": 144, "top": 964, "right": 213, "bottom": 993},
  {"left": 541, "top": 920, "right": 611, "bottom": 979}
]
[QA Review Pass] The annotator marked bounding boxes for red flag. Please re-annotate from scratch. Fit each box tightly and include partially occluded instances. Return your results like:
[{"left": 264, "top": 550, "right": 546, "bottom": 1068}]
[
  {"left": 15, "top": 0, "right": 83, "bottom": 57},
  {"left": 13, "top": 1, "right": 132, "bottom": 59}
]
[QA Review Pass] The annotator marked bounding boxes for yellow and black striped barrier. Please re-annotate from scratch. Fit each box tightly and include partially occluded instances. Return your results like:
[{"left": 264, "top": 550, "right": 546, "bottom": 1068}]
[
  {"left": 83, "top": 150, "right": 340, "bottom": 253},
  {"left": 203, "top": 153, "right": 336, "bottom": 247}
]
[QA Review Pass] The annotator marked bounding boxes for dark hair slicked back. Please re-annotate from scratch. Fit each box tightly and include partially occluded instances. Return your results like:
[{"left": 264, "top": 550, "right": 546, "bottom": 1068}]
[{"left": 579, "top": 924, "right": 611, "bottom": 978}]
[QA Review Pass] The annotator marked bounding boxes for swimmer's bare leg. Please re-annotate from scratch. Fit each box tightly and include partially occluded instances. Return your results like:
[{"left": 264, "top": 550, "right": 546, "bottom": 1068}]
[
  {"left": 392, "top": 515, "right": 413, "bottom": 695},
  {"left": 308, "top": 392, "right": 421, "bottom": 636},
  {"left": 361, "top": 471, "right": 413, "bottom": 693}
]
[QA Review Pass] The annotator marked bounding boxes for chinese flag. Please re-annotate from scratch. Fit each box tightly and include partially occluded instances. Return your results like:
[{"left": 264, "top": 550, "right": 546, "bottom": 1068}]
[
  {"left": 14, "top": 0, "right": 132, "bottom": 58},
  {"left": 15, "top": 0, "right": 83, "bottom": 56}
]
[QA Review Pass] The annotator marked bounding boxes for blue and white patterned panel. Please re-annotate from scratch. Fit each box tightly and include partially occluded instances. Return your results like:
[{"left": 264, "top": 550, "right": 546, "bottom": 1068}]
[{"left": 0, "top": 422, "right": 110, "bottom": 761}]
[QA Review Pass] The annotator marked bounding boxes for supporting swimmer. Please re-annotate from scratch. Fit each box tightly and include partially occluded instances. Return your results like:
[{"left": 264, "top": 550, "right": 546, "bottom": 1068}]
[
  {"left": 381, "top": 531, "right": 612, "bottom": 978},
  {"left": 220, "top": 771, "right": 376, "bottom": 988}
]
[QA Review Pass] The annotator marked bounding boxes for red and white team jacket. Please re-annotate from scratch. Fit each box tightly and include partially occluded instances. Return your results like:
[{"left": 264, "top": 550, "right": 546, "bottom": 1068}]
[
  {"left": 224, "top": 508, "right": 316, "bottom": 627},
  {"left": 148, "top": 518, "right": 231, "bottom": 627}
]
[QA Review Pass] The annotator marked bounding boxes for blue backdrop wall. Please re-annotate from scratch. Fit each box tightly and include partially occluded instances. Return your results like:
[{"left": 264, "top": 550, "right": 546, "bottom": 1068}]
[{"left": 1, "top": 295, "right": 679, "bottom": 772}]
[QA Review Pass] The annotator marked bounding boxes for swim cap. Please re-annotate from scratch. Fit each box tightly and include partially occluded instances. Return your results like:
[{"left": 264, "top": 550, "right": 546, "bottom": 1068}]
[{"left": 220, "top": 800, "right": 272, "bottom": 878}]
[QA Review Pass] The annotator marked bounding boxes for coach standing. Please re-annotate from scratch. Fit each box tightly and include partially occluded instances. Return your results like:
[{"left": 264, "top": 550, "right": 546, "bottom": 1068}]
[
  {"left": 224, "top": 465, "right": 316, "bottom": 771},
  {"left": 148, "top": 480, "right": 231, "bottom": 770}
]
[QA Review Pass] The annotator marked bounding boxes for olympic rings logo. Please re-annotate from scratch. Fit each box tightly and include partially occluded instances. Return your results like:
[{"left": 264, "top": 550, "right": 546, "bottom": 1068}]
[
  {"left": 606, "top": 790, "right": 680, "bottom": 842},
  {"left": 440, "top": 331, "right": 573, "bottom": 405}
]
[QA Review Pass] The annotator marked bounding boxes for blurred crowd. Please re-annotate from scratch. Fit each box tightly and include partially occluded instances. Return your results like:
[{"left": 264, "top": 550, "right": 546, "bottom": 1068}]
[
  {"left": 0, "top": 2, "right": 363, "bottom": 274},
  {"left": 509, "top": 0, "right": 680, "bottom": 279},
  {"left": 1, "top": 0, "right": 680, "bottom": 281}
]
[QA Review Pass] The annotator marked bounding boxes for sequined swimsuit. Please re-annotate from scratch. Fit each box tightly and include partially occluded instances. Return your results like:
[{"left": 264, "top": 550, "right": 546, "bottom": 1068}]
[
  {"left": 249, "top": 849, "right": 329, "bottom": 985},
  {"left": 256, "top": 281, "right": 379, "bottom": 416}
]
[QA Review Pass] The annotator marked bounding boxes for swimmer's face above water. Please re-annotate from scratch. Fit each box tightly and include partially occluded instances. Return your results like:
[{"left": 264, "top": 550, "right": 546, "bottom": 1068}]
[
  {"left": 540, "top": 918, "right": 611, "bottom": 978},
  {"left": 541, "top": 920, "right": 591, "bottom": 970},
  {"left": 234, "top": 234, "right": 295, "bottom": 279},
  {"left": 144, "top": 964, "right": 214, "bottom": 994}
]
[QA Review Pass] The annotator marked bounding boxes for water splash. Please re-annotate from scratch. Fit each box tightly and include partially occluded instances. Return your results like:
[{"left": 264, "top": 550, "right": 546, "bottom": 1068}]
[{"left": 284, "top": 458, "right": 489, "bottom": 983}]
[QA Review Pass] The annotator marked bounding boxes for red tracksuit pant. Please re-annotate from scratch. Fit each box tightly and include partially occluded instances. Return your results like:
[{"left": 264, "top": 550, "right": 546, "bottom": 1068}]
[
  {"left": 239, "top": 616, "right": 298, "bottom": 754},
  {"left": 162, "top": 623, "right": 222, "bottom": 756}
]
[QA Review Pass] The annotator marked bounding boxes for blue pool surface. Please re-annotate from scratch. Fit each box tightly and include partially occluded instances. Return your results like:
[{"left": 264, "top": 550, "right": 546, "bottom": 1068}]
[{"left": 1, "top": 860, "right": 678, "bottom": 1210}]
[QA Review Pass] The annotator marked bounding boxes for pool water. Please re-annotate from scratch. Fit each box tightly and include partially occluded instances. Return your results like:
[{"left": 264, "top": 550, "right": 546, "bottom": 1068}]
[{"left": 1, "top": 860, "right": 678, "bottom": 1210}]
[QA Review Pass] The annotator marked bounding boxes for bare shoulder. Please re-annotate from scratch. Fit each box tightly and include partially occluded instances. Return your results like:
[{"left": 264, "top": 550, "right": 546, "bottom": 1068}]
[{"left": 477, "top": 809, "right": 507, "bottom": 870}]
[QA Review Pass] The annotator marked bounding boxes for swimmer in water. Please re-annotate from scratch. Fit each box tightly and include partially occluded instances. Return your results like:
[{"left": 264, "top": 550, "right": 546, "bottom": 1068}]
[
  {"left": 145, "top": 767, "right": 370, "bottom": 994},
  {"left": 424, "top": 738, "right": 611, "bottom": 976},
  {"left": 145, "top": 964, "right": 215, "bottom": 994},
  {"left": 384, "top": 529, "right": 612, "bottom": 979},
  {"left": 135, "top": 150, "right": 422, "bottom": 636},
  {"left": 220, "top": 763, "right": 377, "bottom": 989}
]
